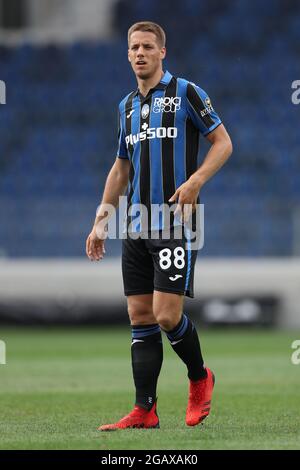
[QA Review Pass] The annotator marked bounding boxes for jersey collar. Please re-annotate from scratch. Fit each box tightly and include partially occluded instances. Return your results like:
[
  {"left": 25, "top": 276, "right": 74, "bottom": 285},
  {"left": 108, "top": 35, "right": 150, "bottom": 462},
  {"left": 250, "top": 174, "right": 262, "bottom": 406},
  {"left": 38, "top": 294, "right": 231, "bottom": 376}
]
[{"left": 134, "top": 70, "right": 173, "bottom": 97}]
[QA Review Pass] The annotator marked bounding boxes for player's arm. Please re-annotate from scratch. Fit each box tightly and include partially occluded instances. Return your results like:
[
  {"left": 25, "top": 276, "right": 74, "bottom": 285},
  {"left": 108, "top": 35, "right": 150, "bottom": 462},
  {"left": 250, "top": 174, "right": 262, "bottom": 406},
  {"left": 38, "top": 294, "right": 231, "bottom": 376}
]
[
  {"left": 189, "top": 123, "right": 232, "bottom": 189},
  {"left": 86, "top": 157, "right": 130, "bottom": 261},
  {"left": 169, "top": 124, "right": 232, "bottom": 220},
  {"left": 169, "top": 84, "right": 232, "bottom": 220}
]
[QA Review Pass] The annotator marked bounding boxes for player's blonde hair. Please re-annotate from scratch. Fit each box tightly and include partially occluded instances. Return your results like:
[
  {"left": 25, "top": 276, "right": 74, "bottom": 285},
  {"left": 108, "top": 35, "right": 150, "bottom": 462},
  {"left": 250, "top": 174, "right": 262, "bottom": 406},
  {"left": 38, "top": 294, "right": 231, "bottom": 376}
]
[{"left": 128, "top": 21, "right": 166, "bottom": 48}]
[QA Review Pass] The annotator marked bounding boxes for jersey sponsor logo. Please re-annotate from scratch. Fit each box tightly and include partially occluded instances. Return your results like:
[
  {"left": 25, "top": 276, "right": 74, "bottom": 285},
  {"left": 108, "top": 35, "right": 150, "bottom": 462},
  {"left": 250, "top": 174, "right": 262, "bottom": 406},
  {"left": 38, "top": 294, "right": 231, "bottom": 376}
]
[
  {"left": 125, "top": 125, "right": 178, "bottom": 147},
  {"left": 153, "top": 96, "right": 181, "bottom": 113},
  {"left": 141, "top": 103, "right": 150, "bottom": 119},
  {"left": 200, "top": 97, "right": 213, "bottom": 117}
]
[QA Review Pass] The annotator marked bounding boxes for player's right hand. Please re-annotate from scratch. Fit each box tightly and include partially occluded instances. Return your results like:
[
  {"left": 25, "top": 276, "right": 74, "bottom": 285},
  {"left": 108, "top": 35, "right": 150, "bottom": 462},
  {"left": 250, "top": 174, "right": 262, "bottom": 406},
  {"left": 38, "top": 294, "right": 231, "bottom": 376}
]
[{"left": 86, "top": 226, "right": 106, "bottom": 261}]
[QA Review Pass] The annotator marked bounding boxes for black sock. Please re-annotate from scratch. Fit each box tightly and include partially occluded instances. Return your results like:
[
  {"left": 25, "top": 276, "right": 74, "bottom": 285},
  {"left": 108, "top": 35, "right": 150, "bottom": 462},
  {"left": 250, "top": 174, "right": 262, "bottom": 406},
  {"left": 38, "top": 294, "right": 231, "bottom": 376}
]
[
  {"left": 131, "top": 324, "right": 163, "bottom": 410},
  {"left": 165, "top": 314, "right": 207, "bottom": 381}
]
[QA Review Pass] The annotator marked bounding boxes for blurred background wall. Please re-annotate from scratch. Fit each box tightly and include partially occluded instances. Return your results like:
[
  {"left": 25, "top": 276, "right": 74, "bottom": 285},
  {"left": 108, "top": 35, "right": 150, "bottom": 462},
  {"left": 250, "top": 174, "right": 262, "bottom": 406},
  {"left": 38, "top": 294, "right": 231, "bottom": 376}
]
[{"left": 0, "top": 0, "right": 299, "bottom": 326}]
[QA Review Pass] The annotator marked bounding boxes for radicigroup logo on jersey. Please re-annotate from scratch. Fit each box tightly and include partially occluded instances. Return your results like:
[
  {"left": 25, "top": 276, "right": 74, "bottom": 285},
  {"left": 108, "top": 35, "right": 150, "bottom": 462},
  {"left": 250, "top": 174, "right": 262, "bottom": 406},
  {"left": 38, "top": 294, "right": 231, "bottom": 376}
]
[
  {"left": 153, "top": 96, "right": 181, "bottom": 113},
  {"left": 0, "top": 80, "right": 6, "bottom": 104}
]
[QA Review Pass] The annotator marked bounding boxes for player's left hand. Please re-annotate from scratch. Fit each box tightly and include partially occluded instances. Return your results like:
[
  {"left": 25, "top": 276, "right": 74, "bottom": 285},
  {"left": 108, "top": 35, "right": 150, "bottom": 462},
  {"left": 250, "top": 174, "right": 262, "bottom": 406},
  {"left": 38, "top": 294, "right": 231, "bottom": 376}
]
[{"left": 168, "top": 179, "right": 200, "bottom": 223}]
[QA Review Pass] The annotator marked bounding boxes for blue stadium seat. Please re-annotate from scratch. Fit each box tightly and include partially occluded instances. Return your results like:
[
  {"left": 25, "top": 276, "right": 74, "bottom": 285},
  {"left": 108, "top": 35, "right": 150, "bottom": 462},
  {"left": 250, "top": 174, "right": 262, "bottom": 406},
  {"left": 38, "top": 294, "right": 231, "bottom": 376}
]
[{"left": 0, "top": 1, "right": 299, "bottom": 256}]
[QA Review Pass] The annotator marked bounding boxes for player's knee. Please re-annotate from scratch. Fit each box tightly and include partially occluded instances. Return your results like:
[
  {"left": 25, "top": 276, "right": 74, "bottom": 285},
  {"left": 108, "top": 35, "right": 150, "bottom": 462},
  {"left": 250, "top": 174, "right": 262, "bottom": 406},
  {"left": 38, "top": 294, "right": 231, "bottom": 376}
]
[
  {"left": 129, "top": 314, "right": 156, "bottom": 326},
  {"left": 155, "top": 311, "right": 180, "bottom": 331},
  {"left": 127, "top": 305, "right": 155, "bottom": 326}
]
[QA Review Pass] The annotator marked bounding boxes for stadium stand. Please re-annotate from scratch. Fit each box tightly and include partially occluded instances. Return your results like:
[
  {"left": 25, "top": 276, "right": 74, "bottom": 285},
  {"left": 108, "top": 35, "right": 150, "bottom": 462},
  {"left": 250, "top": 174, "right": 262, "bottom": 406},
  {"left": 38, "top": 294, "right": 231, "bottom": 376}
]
[{"left": 0, "top": 0, "right": 300, "bottom": 257}]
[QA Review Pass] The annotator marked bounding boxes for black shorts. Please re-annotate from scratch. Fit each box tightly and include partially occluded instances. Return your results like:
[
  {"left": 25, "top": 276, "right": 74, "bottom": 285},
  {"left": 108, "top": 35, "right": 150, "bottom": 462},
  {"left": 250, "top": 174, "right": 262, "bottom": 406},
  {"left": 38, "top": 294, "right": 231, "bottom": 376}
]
[{"left": 122, "top": 228, "right": 198, "bottom": 298}]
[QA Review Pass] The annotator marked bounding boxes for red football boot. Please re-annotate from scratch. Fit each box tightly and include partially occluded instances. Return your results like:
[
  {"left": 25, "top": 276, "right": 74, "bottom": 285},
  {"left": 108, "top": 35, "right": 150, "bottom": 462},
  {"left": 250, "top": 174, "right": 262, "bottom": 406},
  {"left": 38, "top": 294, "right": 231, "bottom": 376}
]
[
  {"left": 98, "top": 401, "right": 159, "bottom": 431},
  {"left": 186, "top": 367, "right": 215, "bottom": 426}
]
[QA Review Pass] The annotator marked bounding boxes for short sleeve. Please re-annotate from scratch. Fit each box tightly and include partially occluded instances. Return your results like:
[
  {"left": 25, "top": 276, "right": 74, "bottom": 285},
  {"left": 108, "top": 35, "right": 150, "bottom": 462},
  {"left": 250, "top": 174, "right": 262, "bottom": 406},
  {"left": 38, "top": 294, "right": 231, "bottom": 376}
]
[
  {"left": 116, "top": 108, "right": 128, "bottom": 159},
  {"left": 186, "top": 83, "right": 222, "bottom": 136}
]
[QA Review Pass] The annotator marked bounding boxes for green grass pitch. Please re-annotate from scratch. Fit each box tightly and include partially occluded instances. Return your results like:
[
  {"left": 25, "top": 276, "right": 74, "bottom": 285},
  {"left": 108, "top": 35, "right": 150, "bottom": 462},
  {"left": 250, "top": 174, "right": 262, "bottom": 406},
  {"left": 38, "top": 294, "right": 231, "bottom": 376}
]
[{"left": 0, "top": 327, "right": 299, "bottom": 450}]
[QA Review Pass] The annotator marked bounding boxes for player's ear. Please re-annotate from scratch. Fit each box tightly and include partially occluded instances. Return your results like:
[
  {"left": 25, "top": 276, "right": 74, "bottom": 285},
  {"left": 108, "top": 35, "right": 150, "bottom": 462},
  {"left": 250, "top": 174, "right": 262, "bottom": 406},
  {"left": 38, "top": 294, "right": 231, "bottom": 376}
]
[
  {"left": 128, "top": 51, "right": 131, "bottom": 62},
  {"left": 160, "top": 47, "right": 166, "bottom": 60}
]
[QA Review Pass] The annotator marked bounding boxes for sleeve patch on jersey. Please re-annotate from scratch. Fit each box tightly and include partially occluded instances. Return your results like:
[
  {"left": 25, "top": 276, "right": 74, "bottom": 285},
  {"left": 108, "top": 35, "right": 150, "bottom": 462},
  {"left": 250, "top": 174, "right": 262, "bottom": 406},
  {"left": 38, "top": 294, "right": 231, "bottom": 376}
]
[{"left": 186, "top": 83, "right": 215, "bottom": 129}]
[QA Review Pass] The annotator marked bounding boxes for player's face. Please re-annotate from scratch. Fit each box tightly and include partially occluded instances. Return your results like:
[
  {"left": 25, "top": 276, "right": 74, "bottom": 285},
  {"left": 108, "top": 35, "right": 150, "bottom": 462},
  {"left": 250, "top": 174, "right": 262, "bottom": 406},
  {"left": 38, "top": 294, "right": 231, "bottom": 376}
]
[{"left": 128, "top": 31, "right": 166, "bottom": 80}]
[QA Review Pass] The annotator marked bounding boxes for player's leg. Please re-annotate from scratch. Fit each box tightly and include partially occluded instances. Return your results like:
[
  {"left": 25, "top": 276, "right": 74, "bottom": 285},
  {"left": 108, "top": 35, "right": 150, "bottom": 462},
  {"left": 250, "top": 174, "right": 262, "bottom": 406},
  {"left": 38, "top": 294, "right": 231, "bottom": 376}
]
[
  {"left": 99, "top": 238, "right": 162, "bottom": 431},
  {"left": 148, "top": 228, "right": 206, "bottom": 380},
  {"left": 149, "top": 229, "right": 215, "bottom": 427},
  {"left": 127, "top": 294, "right": 163, "bottom": 412},
  {"left": 121, "top": 236, "right": 163, "bottom": 413},
  {"left": 153, "top": 291, "right": 206, "bottom": 381},
  {"left": 153, "top": 290, "right": 215, "bottom": 426}
]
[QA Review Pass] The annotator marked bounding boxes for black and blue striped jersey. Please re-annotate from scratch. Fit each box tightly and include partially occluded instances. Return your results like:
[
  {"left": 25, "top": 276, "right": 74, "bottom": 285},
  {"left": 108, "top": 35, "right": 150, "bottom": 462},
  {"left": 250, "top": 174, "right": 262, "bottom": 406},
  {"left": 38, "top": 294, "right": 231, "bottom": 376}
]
[{"left": 117, "top": 70, "right": 222, "bottom": 232}]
